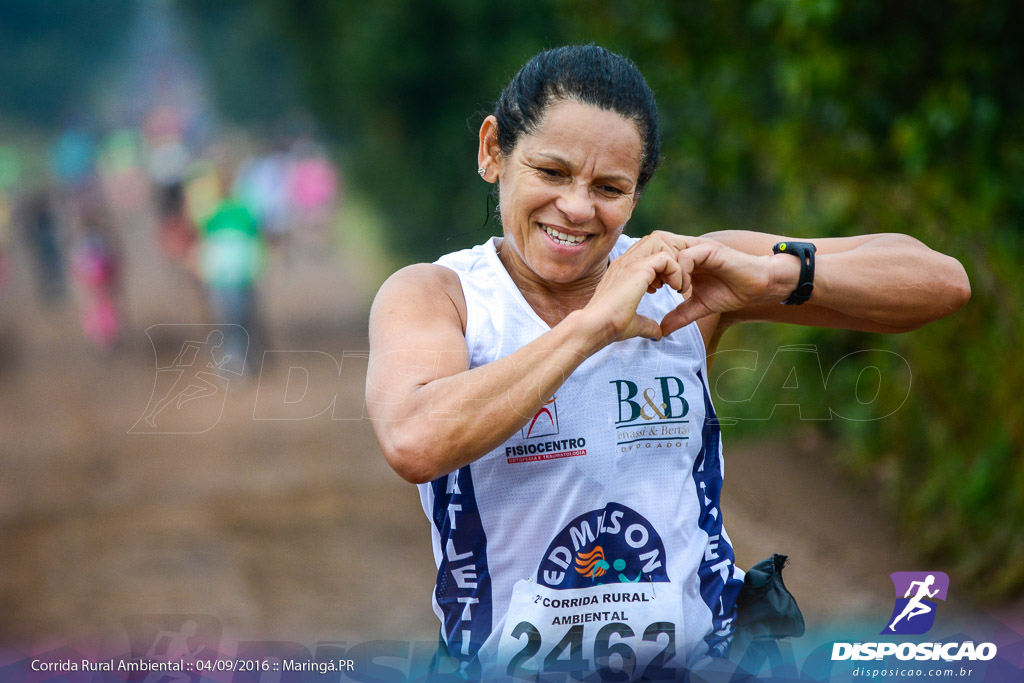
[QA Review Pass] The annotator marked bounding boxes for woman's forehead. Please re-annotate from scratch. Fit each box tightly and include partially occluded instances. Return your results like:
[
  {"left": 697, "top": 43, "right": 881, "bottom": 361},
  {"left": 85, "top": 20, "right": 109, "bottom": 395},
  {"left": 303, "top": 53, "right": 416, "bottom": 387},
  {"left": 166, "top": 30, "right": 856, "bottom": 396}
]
[{"left": 516, "top": 100, "right": 643, "bottom": 176}]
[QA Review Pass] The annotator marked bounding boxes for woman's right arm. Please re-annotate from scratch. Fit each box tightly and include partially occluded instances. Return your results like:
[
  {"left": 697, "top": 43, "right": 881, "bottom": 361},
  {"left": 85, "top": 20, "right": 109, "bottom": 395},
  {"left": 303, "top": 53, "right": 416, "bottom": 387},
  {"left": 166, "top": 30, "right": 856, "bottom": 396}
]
[
  {"left": 366, "top": 263, "right": 608, "bottom": 484},
  {"left": 366, "top": 241, "right": 684, "bottom": 484}
]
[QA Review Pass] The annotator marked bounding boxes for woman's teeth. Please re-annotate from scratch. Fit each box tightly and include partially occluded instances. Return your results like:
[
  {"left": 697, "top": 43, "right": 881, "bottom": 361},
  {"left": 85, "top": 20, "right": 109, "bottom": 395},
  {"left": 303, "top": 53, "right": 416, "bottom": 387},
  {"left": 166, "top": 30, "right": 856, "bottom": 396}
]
[{"left": 543, "top": 225, "right": 586, "bottom": 245}]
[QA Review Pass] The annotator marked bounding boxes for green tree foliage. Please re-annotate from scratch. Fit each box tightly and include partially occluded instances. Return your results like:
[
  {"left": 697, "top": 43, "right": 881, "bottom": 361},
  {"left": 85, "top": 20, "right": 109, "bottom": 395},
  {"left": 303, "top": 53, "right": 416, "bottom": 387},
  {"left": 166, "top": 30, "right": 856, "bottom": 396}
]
[
  {"left": 186, "top": 0, "right": 1023, "bottom": 600},
  {"left": 0, "top": 0, "right": 137, "bottom": 127},
  {"left": 176, "top": 0, "right": 304, "bottom": 127}
]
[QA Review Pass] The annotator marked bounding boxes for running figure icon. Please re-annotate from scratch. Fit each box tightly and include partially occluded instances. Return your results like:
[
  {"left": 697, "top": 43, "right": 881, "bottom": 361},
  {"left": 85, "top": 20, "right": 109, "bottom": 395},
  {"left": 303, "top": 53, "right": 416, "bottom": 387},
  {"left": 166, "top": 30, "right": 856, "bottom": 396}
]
[
  {"left": 143, "top": 329, "right": 232, "bottom": 428},
  {"left": 888, "top": 574, "right": 939, "bottom": 631},
  {"left": 140, "top": 619, "right": 206, "bottom": 683}
]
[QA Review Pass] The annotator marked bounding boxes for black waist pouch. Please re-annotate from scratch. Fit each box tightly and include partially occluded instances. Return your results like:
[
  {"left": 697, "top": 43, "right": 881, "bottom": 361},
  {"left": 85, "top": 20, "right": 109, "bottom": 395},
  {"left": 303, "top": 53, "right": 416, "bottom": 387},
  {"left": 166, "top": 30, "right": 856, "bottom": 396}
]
[{"left": 730, "top": 553, "right": 805, "bottom": 658}]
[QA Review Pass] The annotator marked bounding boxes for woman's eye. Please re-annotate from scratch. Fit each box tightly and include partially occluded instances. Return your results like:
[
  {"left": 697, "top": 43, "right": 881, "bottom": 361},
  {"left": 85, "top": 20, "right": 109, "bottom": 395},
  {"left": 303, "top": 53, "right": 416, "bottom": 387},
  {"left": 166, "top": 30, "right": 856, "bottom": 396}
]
[
  {"left": 599, "top": 185, "right": 624, "bottom": 196},
  {"left": 539, "top": 167, "right": 562, "bottom": 177}
]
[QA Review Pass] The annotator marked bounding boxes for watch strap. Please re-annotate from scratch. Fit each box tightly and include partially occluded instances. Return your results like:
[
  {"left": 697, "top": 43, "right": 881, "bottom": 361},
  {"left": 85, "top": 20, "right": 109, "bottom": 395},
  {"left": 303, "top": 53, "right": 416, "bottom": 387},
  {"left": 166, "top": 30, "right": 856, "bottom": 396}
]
[{"left": 772, "top": 241, "right": 816, "bottom": 305}]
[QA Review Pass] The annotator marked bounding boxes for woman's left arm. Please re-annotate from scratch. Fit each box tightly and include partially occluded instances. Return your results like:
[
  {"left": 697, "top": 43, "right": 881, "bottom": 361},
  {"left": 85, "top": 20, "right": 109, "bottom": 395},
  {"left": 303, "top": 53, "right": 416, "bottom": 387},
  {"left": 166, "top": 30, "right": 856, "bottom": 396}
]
[{"left": 660, "top": 230, "right": 971, "bottom": 336}]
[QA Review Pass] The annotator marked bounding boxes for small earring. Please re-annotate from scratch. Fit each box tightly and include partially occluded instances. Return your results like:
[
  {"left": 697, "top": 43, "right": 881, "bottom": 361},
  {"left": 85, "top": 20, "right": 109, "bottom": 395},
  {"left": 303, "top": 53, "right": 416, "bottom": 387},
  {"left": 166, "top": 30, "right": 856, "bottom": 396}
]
[{"left": 477, "top": 167, "right": 487, "bottom": 176}]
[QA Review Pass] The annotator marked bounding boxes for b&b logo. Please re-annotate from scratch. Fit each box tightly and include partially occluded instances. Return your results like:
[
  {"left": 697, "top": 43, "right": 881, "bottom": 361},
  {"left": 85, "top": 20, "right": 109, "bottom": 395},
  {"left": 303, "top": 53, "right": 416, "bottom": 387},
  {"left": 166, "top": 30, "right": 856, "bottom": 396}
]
[
  {"left": 610, "top": 376, "right": 692, "bottom": 451},
  {"left": 610, "top": 376, "right": 689, "bottom": 425},
  {"left": 882, "top": 571, "right": 949, "bottom": 635}
]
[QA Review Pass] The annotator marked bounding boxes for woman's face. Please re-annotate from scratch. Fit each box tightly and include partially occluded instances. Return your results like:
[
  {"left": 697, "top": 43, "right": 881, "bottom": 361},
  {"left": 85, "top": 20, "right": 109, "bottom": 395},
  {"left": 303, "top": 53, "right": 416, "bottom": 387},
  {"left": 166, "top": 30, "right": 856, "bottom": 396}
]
[{"left": 487, "top": 99, "right": 644, "bottom": 288}]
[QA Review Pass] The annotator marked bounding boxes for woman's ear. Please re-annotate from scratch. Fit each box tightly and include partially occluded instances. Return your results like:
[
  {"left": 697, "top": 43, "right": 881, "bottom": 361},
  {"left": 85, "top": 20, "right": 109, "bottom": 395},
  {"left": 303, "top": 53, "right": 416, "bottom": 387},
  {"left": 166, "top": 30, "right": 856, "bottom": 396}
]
[{"left": 477, "top": 116, "right": 501, "bottom": 182}]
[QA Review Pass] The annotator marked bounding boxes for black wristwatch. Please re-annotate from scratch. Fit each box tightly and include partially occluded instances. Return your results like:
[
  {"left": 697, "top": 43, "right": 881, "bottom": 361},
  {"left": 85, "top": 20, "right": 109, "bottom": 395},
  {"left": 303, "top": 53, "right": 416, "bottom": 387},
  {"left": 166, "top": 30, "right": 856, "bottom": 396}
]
[{"left": 772, "top": 241, "right": 816, "bottom": 305}]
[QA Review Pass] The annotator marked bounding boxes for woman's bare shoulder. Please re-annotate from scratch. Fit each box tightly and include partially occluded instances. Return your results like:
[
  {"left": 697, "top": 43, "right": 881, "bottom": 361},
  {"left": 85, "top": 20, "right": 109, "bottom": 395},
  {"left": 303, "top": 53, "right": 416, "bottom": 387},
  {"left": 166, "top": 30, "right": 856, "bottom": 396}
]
[{"left": 370, "top": 263, "right": 468, "bottom": 339}]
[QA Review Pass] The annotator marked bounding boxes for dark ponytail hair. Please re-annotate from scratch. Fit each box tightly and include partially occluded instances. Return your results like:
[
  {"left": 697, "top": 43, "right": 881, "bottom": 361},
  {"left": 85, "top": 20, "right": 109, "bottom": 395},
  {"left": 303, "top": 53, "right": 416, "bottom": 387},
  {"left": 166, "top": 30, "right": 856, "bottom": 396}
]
[{"left": 494, "top": 44, "right": 661, "bottom": 194}]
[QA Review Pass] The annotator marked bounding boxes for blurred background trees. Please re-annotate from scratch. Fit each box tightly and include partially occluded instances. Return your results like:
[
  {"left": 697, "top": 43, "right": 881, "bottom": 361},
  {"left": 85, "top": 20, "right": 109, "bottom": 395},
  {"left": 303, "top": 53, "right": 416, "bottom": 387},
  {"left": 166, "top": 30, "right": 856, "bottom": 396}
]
[
  {"left": 3, "top": 0, "right": 1021, "bottom": 602},
  {"left": 0, "top": 0, "right": 137, "bottom": 128}
]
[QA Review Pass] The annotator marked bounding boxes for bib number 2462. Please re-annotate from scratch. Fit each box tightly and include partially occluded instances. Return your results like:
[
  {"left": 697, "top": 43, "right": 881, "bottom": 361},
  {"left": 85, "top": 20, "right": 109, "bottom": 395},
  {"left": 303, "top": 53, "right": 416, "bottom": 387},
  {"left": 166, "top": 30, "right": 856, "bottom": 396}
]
[{"left": 505, "top": 619, "right": 677, "bottom": 681}]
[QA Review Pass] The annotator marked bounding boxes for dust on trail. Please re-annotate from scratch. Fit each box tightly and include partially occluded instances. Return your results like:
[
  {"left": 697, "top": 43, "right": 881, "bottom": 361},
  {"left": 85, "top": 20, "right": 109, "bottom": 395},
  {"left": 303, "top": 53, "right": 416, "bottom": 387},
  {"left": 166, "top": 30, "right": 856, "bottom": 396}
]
[{"left": 0, "top": 211, "right": 917, "bottom": 653}]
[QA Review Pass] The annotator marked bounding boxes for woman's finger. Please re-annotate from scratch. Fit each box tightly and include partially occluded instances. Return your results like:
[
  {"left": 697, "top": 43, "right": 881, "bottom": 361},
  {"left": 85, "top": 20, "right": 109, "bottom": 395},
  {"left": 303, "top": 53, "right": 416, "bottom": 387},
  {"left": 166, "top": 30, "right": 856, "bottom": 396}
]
[
  {"left": 647, "top": 251, "right": 684, "bottom": 292},
  {"left": 622, "top": 233, "right": 678, "bottom": 263},
  {"left": 624, "top": 313, "right": 663, "bottom": 341},
  {"left": 660, "top": 300, "right": 710, "bottom": 336}
]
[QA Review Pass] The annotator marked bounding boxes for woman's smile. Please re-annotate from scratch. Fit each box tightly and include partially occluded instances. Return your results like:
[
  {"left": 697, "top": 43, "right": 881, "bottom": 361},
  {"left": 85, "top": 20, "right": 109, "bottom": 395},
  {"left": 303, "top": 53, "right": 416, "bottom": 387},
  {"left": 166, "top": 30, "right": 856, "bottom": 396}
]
[{"left": 539, "top": 223, "right": 589, "bottom": 247}]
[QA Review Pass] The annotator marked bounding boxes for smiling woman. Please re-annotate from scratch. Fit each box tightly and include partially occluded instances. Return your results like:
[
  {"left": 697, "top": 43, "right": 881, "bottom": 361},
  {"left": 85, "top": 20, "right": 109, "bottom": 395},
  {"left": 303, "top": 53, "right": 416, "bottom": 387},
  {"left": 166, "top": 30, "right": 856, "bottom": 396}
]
[
  {"left": 480, "top": 100, "right": 643, "bottom": 296},
  {"left": 365, "top": 44, "right": 970, "bottom": 680}
]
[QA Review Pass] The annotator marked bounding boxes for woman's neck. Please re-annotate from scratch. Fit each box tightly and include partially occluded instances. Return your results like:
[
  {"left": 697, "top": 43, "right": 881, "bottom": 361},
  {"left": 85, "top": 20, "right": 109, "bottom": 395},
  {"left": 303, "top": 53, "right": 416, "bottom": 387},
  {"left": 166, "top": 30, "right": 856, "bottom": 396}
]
[{"left": 496, "top": 238, "right": 605, "bottom": 327}]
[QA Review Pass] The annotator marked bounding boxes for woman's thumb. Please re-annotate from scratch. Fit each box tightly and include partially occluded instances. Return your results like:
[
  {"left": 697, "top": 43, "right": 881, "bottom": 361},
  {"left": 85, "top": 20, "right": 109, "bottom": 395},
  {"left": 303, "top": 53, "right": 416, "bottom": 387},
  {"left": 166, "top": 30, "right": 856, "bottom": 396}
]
[
  {"left": 625, "top": 314, "right": 664, "bottom": 342},
  {"left": 660, "top": 299, "right": 708, "bottom": 336}
]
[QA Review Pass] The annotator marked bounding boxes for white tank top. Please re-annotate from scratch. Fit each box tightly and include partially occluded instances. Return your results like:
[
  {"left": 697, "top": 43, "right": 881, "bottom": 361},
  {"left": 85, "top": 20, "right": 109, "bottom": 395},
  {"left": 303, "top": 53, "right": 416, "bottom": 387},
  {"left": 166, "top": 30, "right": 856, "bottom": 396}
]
[{"left": 422, "top": 235, "right": 744, "bottom": 679}]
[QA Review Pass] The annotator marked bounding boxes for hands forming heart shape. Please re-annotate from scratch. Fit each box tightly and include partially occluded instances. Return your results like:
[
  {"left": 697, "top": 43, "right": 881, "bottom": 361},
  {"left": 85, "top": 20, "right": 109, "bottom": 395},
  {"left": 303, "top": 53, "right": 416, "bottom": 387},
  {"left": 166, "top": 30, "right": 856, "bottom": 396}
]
[{"left": 586, "top": 231, "right": 780, "bottom": 342}]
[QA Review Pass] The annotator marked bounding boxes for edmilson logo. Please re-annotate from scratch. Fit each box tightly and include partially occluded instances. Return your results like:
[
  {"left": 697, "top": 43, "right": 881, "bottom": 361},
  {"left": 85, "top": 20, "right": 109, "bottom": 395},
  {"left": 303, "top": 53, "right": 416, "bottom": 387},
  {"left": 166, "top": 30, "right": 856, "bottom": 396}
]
[
  {"left": 537, "top": 503, "right": 669, "bottom": 589},
  {"left": 610, "top": 376, "right": 691, "bottom": 452},
  {"left": 882, "top": 571, "right": 949, "bottom": 635}
]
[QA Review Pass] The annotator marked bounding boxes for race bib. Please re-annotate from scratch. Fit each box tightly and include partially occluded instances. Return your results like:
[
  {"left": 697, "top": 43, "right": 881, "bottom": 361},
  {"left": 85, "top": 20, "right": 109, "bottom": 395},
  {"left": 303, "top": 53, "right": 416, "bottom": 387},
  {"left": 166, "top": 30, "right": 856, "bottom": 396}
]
[{"left": 496, "top": 579, "right": 684, "bottom": 681}]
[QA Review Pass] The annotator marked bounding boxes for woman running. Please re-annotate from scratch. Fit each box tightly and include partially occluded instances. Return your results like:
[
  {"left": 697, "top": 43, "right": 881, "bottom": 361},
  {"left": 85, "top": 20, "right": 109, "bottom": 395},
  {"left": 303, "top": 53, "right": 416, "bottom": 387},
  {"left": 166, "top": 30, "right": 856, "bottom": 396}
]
[{"left": 366, "top": 45, "right": 970, "bottom": 680}]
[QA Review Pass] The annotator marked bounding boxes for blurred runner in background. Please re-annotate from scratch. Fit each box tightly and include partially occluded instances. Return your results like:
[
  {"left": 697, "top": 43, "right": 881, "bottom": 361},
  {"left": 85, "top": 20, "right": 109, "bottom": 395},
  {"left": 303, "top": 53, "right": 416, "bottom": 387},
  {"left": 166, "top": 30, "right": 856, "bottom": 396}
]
[
  {"left": 70, "top": 189, "right": 122, "bottom": 353},
  {"left": 18, "top": 188, "right": 66, "bottom": 303},
  {"left": 287, "top": 140, "right": 339, "bottom": 256},
  {"left": 233, "top": 142, "right": 291, "bottom": 250},
  {"left": 0, "top": 190, "right": 12, "bottom": 295},
  {"left": 197, "top": 170, "right": 267, "bottom": 376},
  {"left": 0, "top": 146, "right": 20, "bottom": 295}
]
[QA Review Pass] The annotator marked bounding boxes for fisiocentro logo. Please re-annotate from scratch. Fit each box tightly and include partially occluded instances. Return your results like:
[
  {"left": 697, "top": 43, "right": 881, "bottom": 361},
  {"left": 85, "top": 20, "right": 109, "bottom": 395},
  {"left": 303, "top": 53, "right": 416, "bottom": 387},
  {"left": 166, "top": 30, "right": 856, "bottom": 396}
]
[{"left": 832, "top": 571, "right": 997, "bottom": 662}]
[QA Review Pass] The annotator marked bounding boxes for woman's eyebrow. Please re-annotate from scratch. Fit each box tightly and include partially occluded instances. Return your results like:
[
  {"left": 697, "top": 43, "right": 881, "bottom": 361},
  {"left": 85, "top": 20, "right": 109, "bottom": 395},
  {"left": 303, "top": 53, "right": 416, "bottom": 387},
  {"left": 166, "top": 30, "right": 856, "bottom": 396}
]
[
  {"left": 533, "top": 152, "right": 574, "bottom": 168},
  {"left": 533, "top": 152, "right": 636, "bottom": 186}
]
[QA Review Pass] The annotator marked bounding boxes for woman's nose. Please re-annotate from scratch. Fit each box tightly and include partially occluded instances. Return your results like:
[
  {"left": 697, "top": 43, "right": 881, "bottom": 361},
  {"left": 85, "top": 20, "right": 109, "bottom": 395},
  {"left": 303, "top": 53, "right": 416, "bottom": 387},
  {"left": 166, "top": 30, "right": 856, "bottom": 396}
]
[{"left": 554, "top": 183, "right": 596, "bottom": 225}]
